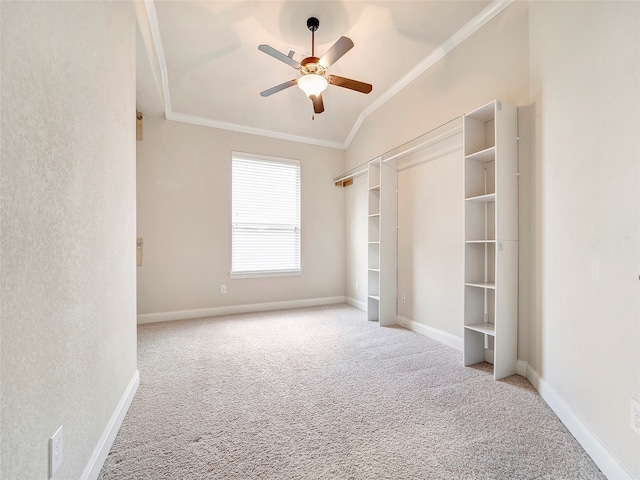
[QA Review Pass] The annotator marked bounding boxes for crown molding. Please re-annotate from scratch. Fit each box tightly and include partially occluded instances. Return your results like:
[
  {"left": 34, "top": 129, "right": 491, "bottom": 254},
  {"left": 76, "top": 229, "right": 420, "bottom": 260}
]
[
  {"left": 143, "top": 0, "right": 172, "bottom": 117},
  {"left": 342, "top": 0, "right": 515, "bottom": 148},
  {"left": 139, "top": 0, "right": 514, "bottom": 151},
  {"left": 133, "top": 2, "right": 165, "bottom": 112},
  {"left": 166, "top": 112, "right": 345, "bottom": 149}
]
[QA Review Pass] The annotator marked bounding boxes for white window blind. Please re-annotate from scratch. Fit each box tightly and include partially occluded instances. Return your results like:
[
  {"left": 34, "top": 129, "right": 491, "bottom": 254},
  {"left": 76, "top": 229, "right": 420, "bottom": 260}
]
[{"left": 232, "top": 153, "right": 301, "bottom": 276}]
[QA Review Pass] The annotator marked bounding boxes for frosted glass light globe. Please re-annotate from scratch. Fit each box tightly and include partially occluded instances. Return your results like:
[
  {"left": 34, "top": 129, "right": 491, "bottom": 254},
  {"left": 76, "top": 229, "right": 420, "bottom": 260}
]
[{"left": 297, "top": 74, "right": 328, "bottom": 98}]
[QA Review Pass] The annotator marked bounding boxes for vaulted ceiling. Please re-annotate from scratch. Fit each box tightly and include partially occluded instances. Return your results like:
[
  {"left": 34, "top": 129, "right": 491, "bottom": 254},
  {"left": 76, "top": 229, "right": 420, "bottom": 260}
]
[{"left": 136, "top": 1, "right": 509, "bottom": 149}]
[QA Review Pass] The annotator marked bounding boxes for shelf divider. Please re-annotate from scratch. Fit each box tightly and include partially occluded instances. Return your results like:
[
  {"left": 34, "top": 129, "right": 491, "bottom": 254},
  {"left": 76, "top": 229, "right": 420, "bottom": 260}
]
[
  {"left": 465, "top": 323, "right": 495, "bottom": 336},
  {"left": 465, "top": 145, "right": 496, "bottom": 162},
  {"left": 465, "top": 192, "right": 496, "bottom": 203}
]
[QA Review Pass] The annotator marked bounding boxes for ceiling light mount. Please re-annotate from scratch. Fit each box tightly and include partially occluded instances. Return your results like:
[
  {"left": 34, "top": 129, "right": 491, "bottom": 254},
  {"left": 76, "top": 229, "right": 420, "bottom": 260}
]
[{"left": 306, "top": 17, "right": 319, "bottom": 32}]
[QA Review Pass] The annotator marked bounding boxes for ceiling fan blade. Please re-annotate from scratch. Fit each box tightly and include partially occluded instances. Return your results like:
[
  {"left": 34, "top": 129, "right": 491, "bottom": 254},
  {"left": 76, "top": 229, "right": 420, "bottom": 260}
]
[
  {"left": 260, "top": 79, "right": 298, "bottom": 97},
  {"left": 328, "top": 75, "right": 373, "bottom": 94},
  {"left": 319, "top": 36, "right": 354, "bottom": 67},
  {"left": 311, "top": 94, "right": 324, "bottom": 114},
  {"left": 258, "top": 45, "right": 300, "bottom": 69}
]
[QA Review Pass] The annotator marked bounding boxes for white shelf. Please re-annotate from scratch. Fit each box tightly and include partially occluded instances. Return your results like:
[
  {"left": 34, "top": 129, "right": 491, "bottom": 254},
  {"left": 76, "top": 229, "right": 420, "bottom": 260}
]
[
  {"left": 463, "top": 99, "right": 518, "bottom": 381},
  {"left": 465, "top": 101, "right": 495, "bottom": 122},
  {"left": 465, "top": 282, "right": 496, "bottom": 289},
  {"left": 465, "top": 323, "right": 496, "bottom": 336},
  {"left": 465, "top": 193, "right": 496, "bottom": 203},
  {"left": 367, "top": 156, "right": 397, "bottom": 326},
  {"left": 465, "top": 146, "right": 495, "bottom": 163}
]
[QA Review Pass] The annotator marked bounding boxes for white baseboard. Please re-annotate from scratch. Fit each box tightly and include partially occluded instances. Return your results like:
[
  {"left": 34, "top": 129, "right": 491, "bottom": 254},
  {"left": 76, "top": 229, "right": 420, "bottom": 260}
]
[
  {"left": 137, "top": 296, "right": 346, "bottom": 324},
  {"left": 345, "top": 296, "right": 367, "bottom": 311},
  {"left": 526, "top": 365, "right": 633, "bottom": 480},
  {"left": 516, "top": 359, "right": 528, "bottom": 377},
  {"left": 80, "top": 370, "right": 140, "bottom": 480},
  {"left": 396, "top": 315, "right": 464, "bottom": 351}
]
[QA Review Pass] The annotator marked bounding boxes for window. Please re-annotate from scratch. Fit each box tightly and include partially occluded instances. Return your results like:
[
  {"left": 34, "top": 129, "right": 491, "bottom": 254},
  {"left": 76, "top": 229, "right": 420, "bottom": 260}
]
[{"left": 231, "top": 152, "right": 301, "bottom": 277}]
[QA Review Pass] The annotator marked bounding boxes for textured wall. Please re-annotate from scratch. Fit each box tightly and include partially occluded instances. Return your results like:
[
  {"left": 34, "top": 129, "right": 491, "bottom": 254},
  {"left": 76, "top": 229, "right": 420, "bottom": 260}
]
[
  {"left": 528, "top": 1, "right": 640, "bottom": 476},
  {"left": 1, "top": 2, "right": 137, "bottom": 479},
  {"left": 136, "top": 118, "right": 346, "bottom": 315}
]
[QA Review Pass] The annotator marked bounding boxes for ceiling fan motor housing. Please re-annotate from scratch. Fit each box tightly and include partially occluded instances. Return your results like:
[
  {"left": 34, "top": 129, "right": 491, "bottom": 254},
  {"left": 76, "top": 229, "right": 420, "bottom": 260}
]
[{"left": 300, "top": 57, "right": 326, "bottom": 76}]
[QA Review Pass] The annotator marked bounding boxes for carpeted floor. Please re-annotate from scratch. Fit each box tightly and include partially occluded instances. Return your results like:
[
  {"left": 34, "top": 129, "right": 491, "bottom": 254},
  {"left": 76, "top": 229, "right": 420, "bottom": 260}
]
[{"left": 99, "top": 304, "right": 604, "bottom": 479}]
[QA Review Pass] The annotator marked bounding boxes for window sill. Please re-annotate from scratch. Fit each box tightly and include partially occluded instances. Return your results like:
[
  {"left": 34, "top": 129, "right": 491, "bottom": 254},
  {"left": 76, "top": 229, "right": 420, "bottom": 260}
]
[{"left": 229, "top": 269, "right": 302, "bottom": 279}]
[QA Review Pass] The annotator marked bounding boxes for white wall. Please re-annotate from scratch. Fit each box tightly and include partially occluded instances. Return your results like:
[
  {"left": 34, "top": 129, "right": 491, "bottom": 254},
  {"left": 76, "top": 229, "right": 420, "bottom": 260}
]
[
  {"left": 344, "top": 2, "right": 530, "bottom": 339},
  {"left": 0, "top": 2, "right": 138, "bottom": 479},
  {"left": 528, "top": 2, "right": 640, "bottom": 477},
  {"left": 136, "top": 118, "right": 345, "bottom": 317}
]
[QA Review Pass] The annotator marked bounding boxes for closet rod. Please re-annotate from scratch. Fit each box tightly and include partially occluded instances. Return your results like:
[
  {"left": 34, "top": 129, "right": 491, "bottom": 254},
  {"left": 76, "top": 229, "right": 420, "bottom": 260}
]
[
  {"left": 333, "top": 166, "right": 367, "bottom": 185},
  {"left": 381, "top": 120, "right": 462, "bottom": 164},
  {"left": 333, "top": 116, "right": 462, "bottom": 186}
]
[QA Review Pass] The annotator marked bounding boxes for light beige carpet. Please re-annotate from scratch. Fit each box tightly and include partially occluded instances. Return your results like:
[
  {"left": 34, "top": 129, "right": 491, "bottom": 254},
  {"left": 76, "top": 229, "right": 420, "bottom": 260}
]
[{"left": 99, "top": 304, "right": 604, "bottom": 479}]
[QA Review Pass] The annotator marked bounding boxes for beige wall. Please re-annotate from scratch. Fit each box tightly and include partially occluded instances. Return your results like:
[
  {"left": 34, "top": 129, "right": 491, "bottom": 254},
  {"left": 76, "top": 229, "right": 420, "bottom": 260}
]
[
  {"left": 528, "top": 1, "right": 640, "bottom": 476},
  {"left": 396, "top": 133, "right": 464, "bottom": 337},
  {"left": 345, "top": 1, "right": 530, "bottom": 171},
  {"left": 345, "top": 1, "right": 530, "bottom": 341},
  {"left": 136, "top": 118, "right": 345, "bottom": 316},
  {"left": 344, "top": 174, "right": 368, "bottom": 307},
  {"left": 0, "top": 2, "right": 137, "bottom": 479}
]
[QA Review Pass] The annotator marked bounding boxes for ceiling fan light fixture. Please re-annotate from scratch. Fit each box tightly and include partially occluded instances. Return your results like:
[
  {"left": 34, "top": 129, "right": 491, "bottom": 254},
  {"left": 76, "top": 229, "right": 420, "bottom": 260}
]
[
  {"left": 297, "top": 74, "right": 328, "bottom": 99},
  {"left": 259, "top": 17, "right": 371, "bottom": 113}
]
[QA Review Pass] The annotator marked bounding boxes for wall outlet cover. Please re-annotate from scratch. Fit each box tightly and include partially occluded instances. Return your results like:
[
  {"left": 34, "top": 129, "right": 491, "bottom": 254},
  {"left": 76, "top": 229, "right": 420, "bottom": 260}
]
[
  {"left": 49, "top": 425, "right": 64, "bottom": 478},
  {"left": 631, "top": 398, "right": 640, "bottom": 435}
]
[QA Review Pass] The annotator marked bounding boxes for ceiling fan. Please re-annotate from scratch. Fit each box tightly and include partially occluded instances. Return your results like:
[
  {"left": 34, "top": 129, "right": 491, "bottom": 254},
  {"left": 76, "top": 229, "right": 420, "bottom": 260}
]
[{"left": 259, "top": 17, "right": 373, "bottom": 114}]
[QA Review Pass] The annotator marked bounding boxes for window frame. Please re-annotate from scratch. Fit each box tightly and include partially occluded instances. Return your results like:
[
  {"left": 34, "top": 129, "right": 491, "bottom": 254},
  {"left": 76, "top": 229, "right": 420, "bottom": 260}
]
[{"left": 230, "top": 151, "right": 302, "bottom": 279}]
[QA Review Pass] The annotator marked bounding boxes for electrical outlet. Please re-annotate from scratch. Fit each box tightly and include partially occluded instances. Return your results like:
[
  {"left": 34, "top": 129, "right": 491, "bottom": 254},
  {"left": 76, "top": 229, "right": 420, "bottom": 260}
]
[
  {"left": 49, "top": 425, "right": 63, "bottom": 478},
  {"left": 401, "top": 294, "right": 406, "bottom": 304},
  {"left": 220, "top": 284, "right": 227, "bottom": 294},
  {"left": 631, "top": 398, "right": 640, "bottom": 435},
  {"left": 397, "top": 317, "right": 410, "bottom": 329}
]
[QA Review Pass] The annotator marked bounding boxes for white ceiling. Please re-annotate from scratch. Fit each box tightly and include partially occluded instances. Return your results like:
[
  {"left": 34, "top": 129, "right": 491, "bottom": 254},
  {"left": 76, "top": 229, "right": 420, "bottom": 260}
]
[{"left": 136, "top": 1, "right": 503, "bottom": 148}]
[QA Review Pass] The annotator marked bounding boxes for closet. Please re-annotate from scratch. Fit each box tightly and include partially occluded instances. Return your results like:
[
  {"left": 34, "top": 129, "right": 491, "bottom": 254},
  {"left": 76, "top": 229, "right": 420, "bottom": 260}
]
[{"left": 335, "top": 99, "right": 519, "bottom": 380}]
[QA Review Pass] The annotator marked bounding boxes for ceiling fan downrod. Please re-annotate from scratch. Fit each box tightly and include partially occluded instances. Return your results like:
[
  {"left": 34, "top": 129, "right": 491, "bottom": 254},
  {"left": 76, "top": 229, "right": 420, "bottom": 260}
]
[{"left": 307, "top": 17, "right": 319, "bottom": 57}]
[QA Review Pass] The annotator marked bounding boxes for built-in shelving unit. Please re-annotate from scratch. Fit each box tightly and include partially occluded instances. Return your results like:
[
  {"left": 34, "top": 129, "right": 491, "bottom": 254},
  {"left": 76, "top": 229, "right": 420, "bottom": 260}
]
[
  {"left": 367, "top": 159, "right": 381, "bottom": 321},
  {"left": 367, "top": 157, "right": 397, "bottom": 325},
  {"left": 463, "top": 99, "right": 518, "bottom": 380}
]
